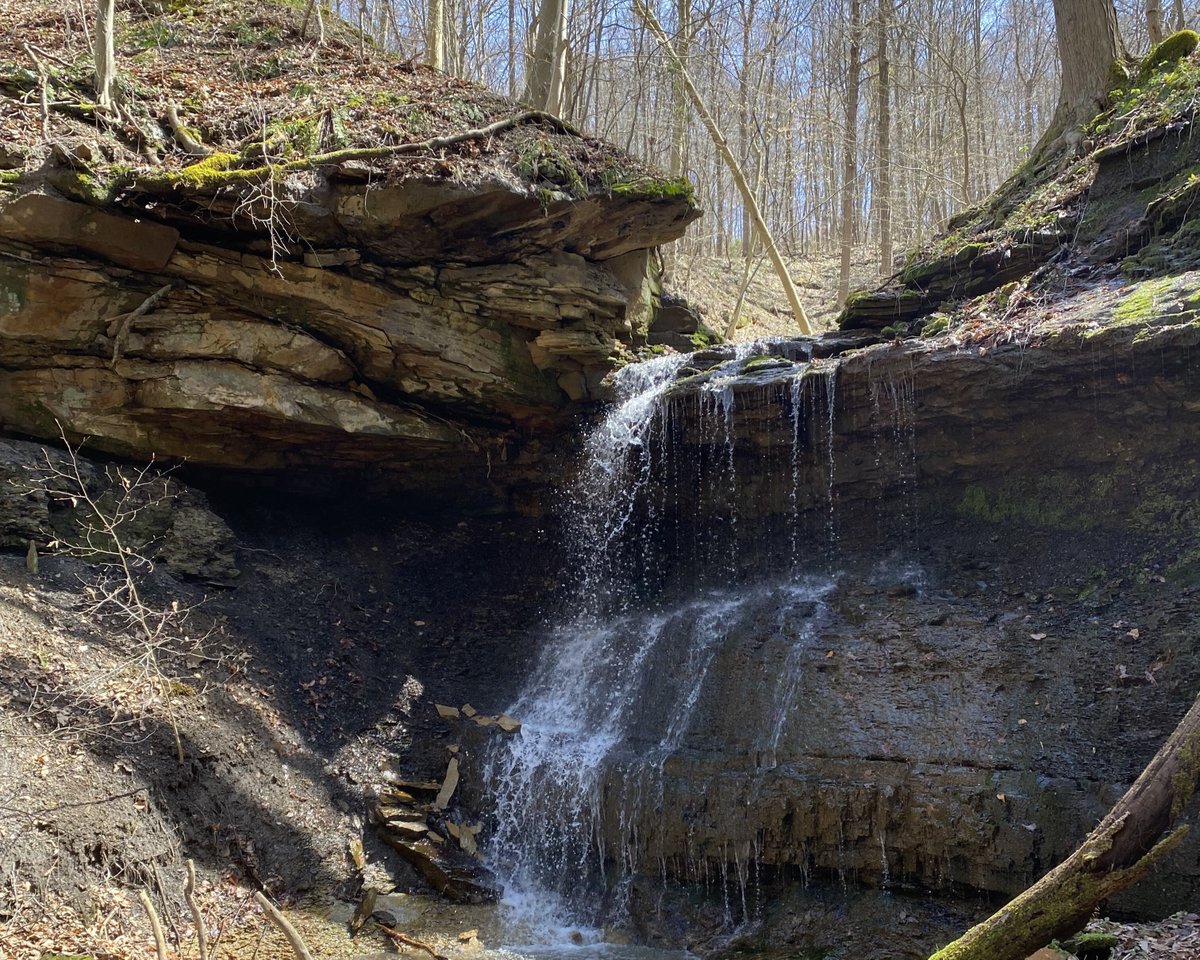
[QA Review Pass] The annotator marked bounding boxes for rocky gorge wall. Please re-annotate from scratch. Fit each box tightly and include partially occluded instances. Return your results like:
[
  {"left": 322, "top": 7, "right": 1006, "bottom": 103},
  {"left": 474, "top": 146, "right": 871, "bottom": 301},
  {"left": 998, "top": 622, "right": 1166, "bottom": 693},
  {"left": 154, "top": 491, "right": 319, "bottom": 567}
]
[{"left": 532, "top": 298, "right": 1200, "bottom": 924}]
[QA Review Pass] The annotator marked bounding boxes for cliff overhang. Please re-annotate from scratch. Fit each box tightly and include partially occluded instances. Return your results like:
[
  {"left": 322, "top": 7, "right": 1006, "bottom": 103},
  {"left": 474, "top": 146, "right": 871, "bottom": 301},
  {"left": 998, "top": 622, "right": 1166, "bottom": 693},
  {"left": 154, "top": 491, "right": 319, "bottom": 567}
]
[{"left": 0, "top": 0, "right": 700, "bottom": 506}]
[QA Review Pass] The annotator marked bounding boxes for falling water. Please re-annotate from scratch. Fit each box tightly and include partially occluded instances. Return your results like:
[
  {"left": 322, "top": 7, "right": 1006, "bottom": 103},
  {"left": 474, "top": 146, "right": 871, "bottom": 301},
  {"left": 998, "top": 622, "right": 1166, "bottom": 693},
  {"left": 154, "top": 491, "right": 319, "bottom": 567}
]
[{"left": 483, "top": 350, "right": 842, "bottom": 943}]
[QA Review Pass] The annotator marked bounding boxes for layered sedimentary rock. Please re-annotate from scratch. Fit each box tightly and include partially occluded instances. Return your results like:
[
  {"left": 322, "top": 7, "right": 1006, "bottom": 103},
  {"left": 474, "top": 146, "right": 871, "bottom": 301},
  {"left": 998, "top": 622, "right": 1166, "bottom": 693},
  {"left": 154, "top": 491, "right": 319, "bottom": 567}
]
[
  {"left": 0, "top": 0, "right": 699, "bottom": 506},
  {"left": 576, "top": 290, "right": 1200, "bottom": 916},
  {"left": 0, "top": 178, "right": 695, "bottom": 503}
]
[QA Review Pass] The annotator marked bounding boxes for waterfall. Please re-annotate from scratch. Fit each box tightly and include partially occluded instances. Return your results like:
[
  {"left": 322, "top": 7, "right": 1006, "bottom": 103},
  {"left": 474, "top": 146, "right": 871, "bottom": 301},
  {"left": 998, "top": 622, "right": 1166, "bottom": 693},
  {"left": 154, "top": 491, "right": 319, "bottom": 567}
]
[{"left": 483, "top": 351, "right": 840, "bottom": 944}]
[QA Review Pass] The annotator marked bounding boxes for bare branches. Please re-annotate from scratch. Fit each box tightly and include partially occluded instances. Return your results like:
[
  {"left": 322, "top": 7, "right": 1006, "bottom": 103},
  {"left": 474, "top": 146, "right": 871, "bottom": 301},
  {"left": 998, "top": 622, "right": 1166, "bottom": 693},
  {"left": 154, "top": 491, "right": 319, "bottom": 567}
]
[
  {"left": 27, "top": 427, "right": 206, "bottom": 766},
  {"left": 254, "top": 892, "right": 315, "bottom": 960},
  {"left": 184, "top": 859, "right": 210, "bottom": 960},
  {"left": 138, "top": 890, "right": 168, "bottom": 960}
]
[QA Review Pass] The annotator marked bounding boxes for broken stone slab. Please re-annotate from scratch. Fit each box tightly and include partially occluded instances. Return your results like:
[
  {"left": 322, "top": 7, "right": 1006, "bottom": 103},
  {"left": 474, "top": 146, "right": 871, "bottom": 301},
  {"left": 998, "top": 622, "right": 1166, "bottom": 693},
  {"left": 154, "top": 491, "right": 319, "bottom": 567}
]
[
  {"left": 377, "top": 833, "right": 498, "bottom": 904},
  {"left": 435, "top": 703, "right": 461, "bottom": 719},
  {"left": 386, "top": 779, "right": 440, "bottom": 795},
  {"left": 461, "top": 704, "right": 478, "bottom": 717},
  {"left": 433, "top": 757, "right": 459, "bottom": 811},
  {"left": 381, "top": 820, "right": 430, "bottom": 840},
  {"left": 496, "top": 714, "right": 522, "bottom": 734},
  {"left": 0, "top": 191, "right": 179, "bottom": 271}
]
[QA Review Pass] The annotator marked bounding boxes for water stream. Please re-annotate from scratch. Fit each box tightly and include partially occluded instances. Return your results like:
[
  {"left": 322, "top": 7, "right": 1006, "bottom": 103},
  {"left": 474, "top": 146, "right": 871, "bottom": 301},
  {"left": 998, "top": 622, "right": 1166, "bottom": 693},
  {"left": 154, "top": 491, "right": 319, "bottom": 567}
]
[{"left": 482, "top": 350, "right": 860, "bottom": 947}]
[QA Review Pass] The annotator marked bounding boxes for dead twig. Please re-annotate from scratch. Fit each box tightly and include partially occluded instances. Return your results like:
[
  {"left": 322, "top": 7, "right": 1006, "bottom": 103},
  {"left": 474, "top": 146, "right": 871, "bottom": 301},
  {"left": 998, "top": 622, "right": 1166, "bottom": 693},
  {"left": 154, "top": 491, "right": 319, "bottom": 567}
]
[
  {"left": 108, "top": 284, "right": 173, "bottom": 366},
  {"left": 254, "top": 892, "right": 314, "bottom": 960},
  {"left": 185, "top": 859, "right": 210, "bottom": 960},
  {"left": 21, "top": 42, "right": 51, "bottom": 141},
  {"left": 138, "top": 890, "right": 168, "bottom": 960},
  {"left": 378, "top": 924, "right": 451, "bottom": 960}
]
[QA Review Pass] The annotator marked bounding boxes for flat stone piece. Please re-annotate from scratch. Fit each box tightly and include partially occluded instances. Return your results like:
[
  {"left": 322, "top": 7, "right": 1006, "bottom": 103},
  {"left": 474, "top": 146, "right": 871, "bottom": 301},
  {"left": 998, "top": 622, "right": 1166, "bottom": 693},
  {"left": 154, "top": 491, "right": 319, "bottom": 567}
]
[
  {"left": 433, "top": 757, "right": 459, "bottom": 811},
  {"left": 496, "top": 714, "right": 522, "bottom": 733}
]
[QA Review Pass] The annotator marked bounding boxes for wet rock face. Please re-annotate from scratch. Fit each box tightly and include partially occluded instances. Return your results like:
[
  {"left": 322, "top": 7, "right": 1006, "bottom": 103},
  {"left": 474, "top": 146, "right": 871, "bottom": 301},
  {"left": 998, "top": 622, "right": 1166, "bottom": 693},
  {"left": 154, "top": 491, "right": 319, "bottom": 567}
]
[
  {"left": 0, "top": 176, "right": 696, "bottom": 504},
  {"left": 512, "top": 313, "right": 1200, "bottom": 920},
  {"left": 588, "top": 573, "right": 1200, "bottom": 911}
]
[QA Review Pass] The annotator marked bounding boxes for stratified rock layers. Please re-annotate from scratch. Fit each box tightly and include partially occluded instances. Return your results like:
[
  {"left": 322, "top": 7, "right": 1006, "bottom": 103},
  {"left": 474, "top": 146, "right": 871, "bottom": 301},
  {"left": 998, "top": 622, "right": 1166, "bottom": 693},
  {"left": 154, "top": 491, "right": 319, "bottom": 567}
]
[
  {"left": 581, "top": 303, "right": 1200, "bottom": 916},
  {"left": 0, "top": 178, "right": 697, "bottom": 502}
]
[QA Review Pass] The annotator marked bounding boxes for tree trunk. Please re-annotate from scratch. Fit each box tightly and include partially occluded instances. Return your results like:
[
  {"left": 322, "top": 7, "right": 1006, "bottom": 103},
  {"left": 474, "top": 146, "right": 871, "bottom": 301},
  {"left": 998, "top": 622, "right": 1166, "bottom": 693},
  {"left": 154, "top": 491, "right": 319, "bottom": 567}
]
[
  {"left": 1048, "top": 0, "right": 1124, "bottom": 135},
  {"left": 94, "top": 0, "right": 116, "bottom": 110},
  {"left": 929, "top": 693, "right": 1200, "bottom": 960},
  {"left": 426, "top": 0, "right": 445, "bottom": 70},
  {"left": 1147, "top": 0, "right": 1165, "bottom": 46},
  {"left": 838, "top": 0, "right": 863, "bottom": 305},
  {"left": 875, "top": 0, "right": 893, "bottom": 276},
  {"left": 635, "top": 0, "right": 813, "bottom": 334},
  {"left": 525, "top": 0, "right": 570, "bottom": 114},
  {"left": 666, "top": 0, "right": 692, "bottom": 282}
]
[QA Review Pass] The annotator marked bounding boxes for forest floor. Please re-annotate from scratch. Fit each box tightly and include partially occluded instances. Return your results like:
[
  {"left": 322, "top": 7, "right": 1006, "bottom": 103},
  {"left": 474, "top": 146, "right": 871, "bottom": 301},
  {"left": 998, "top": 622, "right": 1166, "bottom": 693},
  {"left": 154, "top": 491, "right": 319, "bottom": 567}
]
[
  {"left": 0, "top": 500, "right": 558, "bottom": 960},
  {"left": 672, "top": 250, "right": 881, "bottom": 342}
]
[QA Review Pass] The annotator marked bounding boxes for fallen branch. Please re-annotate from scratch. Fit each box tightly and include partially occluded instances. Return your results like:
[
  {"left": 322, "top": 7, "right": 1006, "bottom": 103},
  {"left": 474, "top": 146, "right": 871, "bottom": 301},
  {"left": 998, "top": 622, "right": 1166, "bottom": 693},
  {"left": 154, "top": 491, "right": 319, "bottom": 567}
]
[
  {"left": 254, "top": 891, "right": 315, "bottom": 960},
  {"left": 184, "top": 859, "right": 209, "bottom": 960},
  {"left": 138, "top": 111, "right": 581, "bottom": 191},
  {"left": 930, "top": 693, "right": 1200, "bottom": 960},
  {"left": 166, "top": 103, "right": 213, "bottom": 157},
  {"left": 138, "top": 890, "right": 168, "bottom": 960},
  {"left": 21, "top": 42, "right": 51, "bottom": 141},
  {"left": 108, "top": 283, "right": 173, "bottom": 366},
  {"left": 633, "top": 0, "right": 812, "bottom": 335},
  {"left": 378, "top": 923, "right": 451, "bottom": 960}
]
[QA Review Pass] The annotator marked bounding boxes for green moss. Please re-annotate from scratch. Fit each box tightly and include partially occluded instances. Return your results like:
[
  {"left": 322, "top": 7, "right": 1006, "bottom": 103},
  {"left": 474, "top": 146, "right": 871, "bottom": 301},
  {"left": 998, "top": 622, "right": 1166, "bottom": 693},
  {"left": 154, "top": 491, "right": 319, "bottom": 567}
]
[
  {"left": 741, "top": 354, "right": 788, "bottom": 371},
  {"left": 1141, "top": 30, "right": 1200, "bottom": 80},
  {"left": 608, "top": 175, "right": 695, "bottom": 203},
  {"left": 1107, "top": 276, "right": 1179, "bottom": 328},
  {"left": 166, "top": 151, "right": 250, "bottom": 189},
  {"left": 1064, "top": 931, "right": 1119, "bottom": 957},
  {"left": 921, "top": 313, "right": 950, "bottom": 337},
  {"left": 0, "top": 262, "right": 28, "bottom": 315},
  {"left": 517, "top": 141, "right": 586, "bottom": 198},
  {"left": 957, "top": 476, "right": 1116, "bottom": 532}
]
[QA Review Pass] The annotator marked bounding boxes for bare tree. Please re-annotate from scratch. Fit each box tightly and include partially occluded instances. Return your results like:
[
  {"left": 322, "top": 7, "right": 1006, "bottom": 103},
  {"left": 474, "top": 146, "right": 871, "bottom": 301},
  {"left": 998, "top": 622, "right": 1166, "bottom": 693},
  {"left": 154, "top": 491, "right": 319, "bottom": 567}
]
[
  {"left": 1047, "top": 0, "right": 1125, "bottom": 135},
  {"left": 94, "top": 0, "right": 116, "bottom": 110},
  {"left": 525, "top": 0, "right": 570, "bottom": 112}
]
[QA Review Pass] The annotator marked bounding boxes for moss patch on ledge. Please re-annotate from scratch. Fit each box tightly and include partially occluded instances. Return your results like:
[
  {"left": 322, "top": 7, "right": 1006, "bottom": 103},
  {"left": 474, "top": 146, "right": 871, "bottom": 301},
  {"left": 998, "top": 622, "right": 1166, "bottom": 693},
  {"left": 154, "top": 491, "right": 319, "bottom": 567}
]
[{"left": 606, "top": 174, "right": 695, "bottom": 203}]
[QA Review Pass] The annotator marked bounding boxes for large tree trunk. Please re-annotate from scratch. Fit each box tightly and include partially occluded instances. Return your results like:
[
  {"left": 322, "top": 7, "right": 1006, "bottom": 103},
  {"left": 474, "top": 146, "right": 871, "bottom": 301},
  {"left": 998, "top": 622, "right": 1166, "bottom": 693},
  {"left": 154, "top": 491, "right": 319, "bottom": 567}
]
[
  {"left": 929, "top": 693, "right": 1200, "bottom": 960},
  {"left": 1047, "top": 0, "right": 1124, "bottom": 134},
  {"left": 525, "top": 0, "right": 570, "bottom": 114},
  {"left": 1146, "top": 0, "right": 1165, "bottom": 46},
  {"left": 426, "top": 0, "right": 445, "bottom": 70}
]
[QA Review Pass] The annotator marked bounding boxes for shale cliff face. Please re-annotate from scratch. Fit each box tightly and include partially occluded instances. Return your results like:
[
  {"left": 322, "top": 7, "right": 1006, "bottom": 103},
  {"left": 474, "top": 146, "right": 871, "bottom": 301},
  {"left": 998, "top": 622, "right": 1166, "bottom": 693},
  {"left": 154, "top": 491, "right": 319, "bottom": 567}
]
[
  {"left": 566, "top": 313, "right": 1200, "bottom": 920},
  {"left": 0, "top": 0, "right": 698, "bottom": 504}
]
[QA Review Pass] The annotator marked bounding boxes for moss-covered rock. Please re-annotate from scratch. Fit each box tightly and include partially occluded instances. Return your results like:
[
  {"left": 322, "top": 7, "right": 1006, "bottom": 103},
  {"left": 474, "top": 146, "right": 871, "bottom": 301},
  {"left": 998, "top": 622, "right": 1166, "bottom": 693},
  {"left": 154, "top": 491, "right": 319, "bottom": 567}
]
[{"left": 1140, "top": 29, "right": 1200, "bottom": 80}]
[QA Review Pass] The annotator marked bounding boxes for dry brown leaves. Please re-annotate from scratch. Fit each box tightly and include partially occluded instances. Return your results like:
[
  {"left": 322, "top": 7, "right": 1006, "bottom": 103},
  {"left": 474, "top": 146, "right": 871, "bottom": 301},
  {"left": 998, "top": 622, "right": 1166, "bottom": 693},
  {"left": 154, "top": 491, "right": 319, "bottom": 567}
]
[
  {"left": 1090, "top": 912, "right": 1200, "bottom": 960},
  {"left": 0, "top": 0, "right": 656, "bottom": 190}
]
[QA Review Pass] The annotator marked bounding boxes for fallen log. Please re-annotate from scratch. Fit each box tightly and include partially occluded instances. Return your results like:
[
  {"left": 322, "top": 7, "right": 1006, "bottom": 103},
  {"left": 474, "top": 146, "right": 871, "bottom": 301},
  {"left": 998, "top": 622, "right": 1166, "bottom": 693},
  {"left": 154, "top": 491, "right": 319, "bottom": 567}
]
[{"left": 930, "top": 693, "right": 1200, "bottom": 960}]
